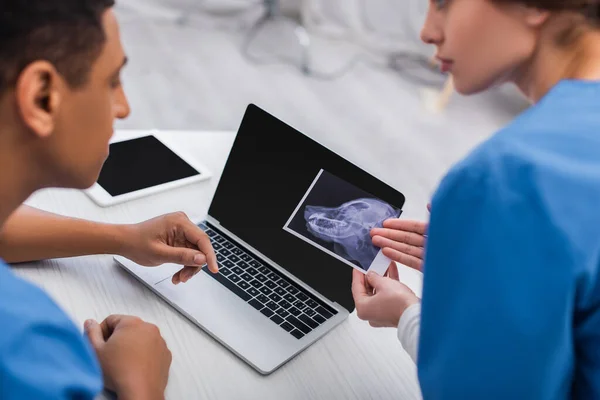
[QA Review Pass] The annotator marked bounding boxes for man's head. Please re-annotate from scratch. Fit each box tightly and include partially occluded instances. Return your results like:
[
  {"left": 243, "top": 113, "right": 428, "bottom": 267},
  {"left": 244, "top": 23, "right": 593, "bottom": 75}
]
[{"left": 0, "top": 0, "right": 130, "bottom": 189}]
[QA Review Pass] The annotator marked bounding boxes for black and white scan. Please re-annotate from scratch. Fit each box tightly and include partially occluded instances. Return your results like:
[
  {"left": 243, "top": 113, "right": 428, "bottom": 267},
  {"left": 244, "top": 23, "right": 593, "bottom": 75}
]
[{"left": 285, "top": 170, "right": 401, "bottom": 271}]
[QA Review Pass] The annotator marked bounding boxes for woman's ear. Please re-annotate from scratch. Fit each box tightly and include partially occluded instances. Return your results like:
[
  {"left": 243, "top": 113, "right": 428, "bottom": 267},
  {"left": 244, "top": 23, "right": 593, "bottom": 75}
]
[{"left": 15, "top": 61, "right": 62, "bottom": 139}]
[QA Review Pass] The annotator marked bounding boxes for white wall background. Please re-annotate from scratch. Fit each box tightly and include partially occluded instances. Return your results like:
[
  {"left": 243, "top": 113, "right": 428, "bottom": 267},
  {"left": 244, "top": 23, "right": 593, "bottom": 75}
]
[{"left": 117, "top": 0, "right": 431, "bottom": 55}]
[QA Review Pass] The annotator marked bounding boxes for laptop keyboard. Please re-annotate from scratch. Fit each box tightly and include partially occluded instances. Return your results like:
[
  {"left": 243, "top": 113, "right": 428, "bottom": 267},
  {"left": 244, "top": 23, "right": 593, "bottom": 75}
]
[{"left": 199, "top": 222, "right": 337, "bottom": 340}]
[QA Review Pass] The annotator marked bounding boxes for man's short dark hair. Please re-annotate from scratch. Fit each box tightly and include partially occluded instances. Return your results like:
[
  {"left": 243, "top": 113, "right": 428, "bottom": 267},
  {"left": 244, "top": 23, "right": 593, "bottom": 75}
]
[{"left": 0, "top": 0, "right": 116, "bottom": 95}]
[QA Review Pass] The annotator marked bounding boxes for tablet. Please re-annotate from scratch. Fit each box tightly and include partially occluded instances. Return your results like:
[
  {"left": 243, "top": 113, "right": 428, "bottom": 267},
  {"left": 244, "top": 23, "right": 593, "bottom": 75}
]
[{"left": 85, "top": 131, "right": 211, "bottom": 207}]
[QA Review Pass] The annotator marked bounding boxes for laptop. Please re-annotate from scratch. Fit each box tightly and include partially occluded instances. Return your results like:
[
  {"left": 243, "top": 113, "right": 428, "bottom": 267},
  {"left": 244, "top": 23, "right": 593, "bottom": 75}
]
[{"left": 115, "top": 104, "right": 406, "bottom": 374}]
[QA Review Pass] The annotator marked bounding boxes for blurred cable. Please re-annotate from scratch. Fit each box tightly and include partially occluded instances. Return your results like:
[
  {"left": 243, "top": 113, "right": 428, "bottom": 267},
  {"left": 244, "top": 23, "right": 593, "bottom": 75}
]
[
  {"left": 242, "top": 0, "right": 447, "bottom": 84},
  {"left": 117, "top": 0, "right": 447, "bottom": 84},
  {"left": 116, "top": 0, "right": 262, "bottom": 23}
]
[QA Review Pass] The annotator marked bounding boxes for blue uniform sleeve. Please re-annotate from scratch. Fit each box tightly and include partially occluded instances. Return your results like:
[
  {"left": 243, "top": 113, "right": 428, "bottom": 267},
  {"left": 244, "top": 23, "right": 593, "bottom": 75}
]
[
  {"left": 0, "top": 264, "right": 103, "bottom": 400},
  {"left": 417, "top": 159, "right": 575, "bottom": 399}
]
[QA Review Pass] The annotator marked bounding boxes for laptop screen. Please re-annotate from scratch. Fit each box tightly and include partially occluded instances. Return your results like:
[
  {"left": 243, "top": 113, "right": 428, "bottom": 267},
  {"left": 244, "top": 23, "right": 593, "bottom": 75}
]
[{"left": 209, "top": 105, "right": 406, "bottom": 312}]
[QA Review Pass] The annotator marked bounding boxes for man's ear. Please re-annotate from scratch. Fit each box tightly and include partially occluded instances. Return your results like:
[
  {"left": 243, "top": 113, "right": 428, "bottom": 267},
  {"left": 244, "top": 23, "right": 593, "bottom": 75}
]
[
  {"left": 523, "top": 7, "right": 551, "bottom": 28},
  {"left": 15, "top": 61, "right": 62, "bottom": 139}
]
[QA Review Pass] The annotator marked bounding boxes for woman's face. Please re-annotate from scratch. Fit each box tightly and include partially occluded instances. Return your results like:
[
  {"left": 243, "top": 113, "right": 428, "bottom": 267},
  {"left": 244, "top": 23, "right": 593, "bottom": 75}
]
[{"left": 421, "top": 0, "right": 543, "bottom": 94}]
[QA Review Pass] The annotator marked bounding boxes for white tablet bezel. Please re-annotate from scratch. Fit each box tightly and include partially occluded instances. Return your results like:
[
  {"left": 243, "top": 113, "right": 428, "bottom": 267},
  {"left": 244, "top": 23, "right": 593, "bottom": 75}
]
[{"left": 85, "top": 130, "right": 211, "bottom": 207}]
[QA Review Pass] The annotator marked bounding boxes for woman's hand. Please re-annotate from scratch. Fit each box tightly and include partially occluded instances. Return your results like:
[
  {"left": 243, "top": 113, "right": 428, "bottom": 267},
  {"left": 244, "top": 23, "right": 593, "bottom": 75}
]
[
  {"left": 371, "top": 204, "right": 430, "bottom": 271},
  {"left": 119, "top": 212, "right": 218, "bottom": 285},
  {"left": 352, "top": 263, "right": 420, "bottom": 328}
]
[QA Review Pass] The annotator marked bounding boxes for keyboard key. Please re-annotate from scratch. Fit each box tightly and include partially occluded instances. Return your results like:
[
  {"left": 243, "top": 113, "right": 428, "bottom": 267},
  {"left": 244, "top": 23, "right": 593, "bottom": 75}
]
[
  {"left": 223, "top": 260, "right": 235, "bottom": 269},
  {"left": 258, "top": 266, "right": 269, "bottom": 274},
  {"left": 289, "top": 307, "right": 301, "bottom": 316},
  {"left": 281, "top": 322, "right": 295, "bottom": 332},
  {"left": 278, "top": 280, "right": 291, "bottom": 289},
  {"left": 269, "top": 293, "right": 282, "bottom": 303},
  {"left": 250, "top": 260, "right": 261, "bottom": 268},
  {"left": 246, "top": 267, "right": 258, "bottom": 275},
  {"left": 217, "top": 254, "right": 226, "bottom": 263},
  {"left": 260, "top": 287, "right": 271, "bottom": 296},
  {"left": 255, "top": 274, "right": 267, "bottom": 283},
  {"left": 266, "top": 301, "right": 278, "bottom": 311},
  {"left": 276, "top": 308, "right": 290, "bottom": 318},
  {"left": 238, "top": 281, "right": 250, "bottom": 290},
  {"left": 261, "top": 308, "right": 274, "bottom": 318},
  {"left": 265, "top": 281, "right": 277, "bottom": 289},
  {"left": 316, "top": 306, "right": 334, "bottom": 319},
  {"left": 223, "top": 242, "right": 234, "bottom": 250},
  {"left": 290, "top": 329, "right": 305, "bottom": 339},
  {"left": 198, "top": 222, "right": 209, "bottom": 230},
  {"left": 297, "top": 292, "right": 309, "bottom": 302},
  {"left": 313, "top": 314, "right": 326, "bottom": 324},
  {"left": 231, "top": 267, "right": 243, "bottom": 275},
  {"left": 232, "top": 248, "right": 244, "bottom": 256},
  {"left": 267, "top": 272, "right": 280, "bottom": 282},
  {"left": 306, "top": 299, "right": 319, "bottom": 309},
  {"left": 294, "top": 300, "right": 307, "bottom": 310},
  {"left": 286, "top": 316, "right": 311, "bottom": 334},
  {"left": 271, "top": 315, "right": 284, "bottom": 325},
  {"left": 202, "top": 269, "right": 251, "bottom": 301},
  {"left": 212, "top": 242, "right": 223, "bottom": 251},
  {"left": 221, "top": 249, "right": 232, "bottom": 257},
  {"left": 241, "top": 254, "right": 252, "bottom": 262},
  {"left": 299, "top": 314, "right": 319, "bottom": 329},
  {"left": 284, "top": 294, "right": 296, "bottom": 303},
  {"left": 241, "top": 273, "right": 253, "bottom": 281},
  {"left": 248, "top": 299, "right": 263, "bottom": 310},
  {"left": 239, "top": 261, "right": 250, "bottom": 269},
  {"left": 220, "top": 268, "right": 232, "bottom": 276},
  {"left": 304, "top": 308, "right": 317, "bottom": 317},
  {"left": 275, "top": 287, "right": 286, "bottom": 296},
  {"left": 248, "top": 287, "right": 259, "bottom": 297},
  {"left": 279, "top": 300, "right": 292, "bottom": 310},
  {"left": 205, "top": 229, "right": 217, "bottom": 237},
  {"left": 229, "top": 275, "right": 241, "bottom": 283},
  {"left": 257, "top": 294, "right": 269, "bottom": 304},
  {"left": 287, "top": 286, "right": 299, "bottom": 295},
  {"left": 250, "top": 280, "right": 262, "bottom": 289},
  {"left": 229, "top": 255, "right": 240, "bottom": 263},
  {"left": 215, "top": 236, "right": 225, "bottom": 243}
]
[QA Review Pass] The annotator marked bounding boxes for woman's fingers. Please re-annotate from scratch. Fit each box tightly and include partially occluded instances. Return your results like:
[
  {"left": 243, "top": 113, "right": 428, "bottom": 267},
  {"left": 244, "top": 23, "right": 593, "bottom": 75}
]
[
  {"left": 383, "top": 219, "right": 427, "bottom": 235},
  {"left": 371, "top": 227, "right": 426, "bottom": 248},
  {"left": 372, "top": 235, "right": 425, "bottom": 259},
  {"left": 370, "top": 216, "right": 428, "bottom": 272},
  {"left": 382, "top": 247, "right": 423, "bottom": 271},
  {"left": 386, "top": 262, "right": 400, "bottom": 281}
]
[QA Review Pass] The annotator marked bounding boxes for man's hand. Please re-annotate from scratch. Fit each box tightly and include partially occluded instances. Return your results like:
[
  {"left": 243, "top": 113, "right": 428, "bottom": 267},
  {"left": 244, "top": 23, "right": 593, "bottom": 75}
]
[
  {"left": 120, "top": 212, "right": 218, "bottom": 284},
  {"left": 370, "top": 204, "right": 430, "bottom": 271},
  {"left": 352, "top": 263, "right": 420, "bottom": 328},
  {"left": 84, "top": 315, "right": 172, "bottom": 400}
]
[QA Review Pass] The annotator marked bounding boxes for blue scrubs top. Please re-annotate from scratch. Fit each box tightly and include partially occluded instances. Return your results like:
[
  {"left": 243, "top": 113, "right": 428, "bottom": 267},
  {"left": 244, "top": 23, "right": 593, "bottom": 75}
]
[
  {"left": 418, "top": 80, "right": 600, "bottom": 399},
  {"left": 0, "top": 261, "right": 102, "bottom": 399}
]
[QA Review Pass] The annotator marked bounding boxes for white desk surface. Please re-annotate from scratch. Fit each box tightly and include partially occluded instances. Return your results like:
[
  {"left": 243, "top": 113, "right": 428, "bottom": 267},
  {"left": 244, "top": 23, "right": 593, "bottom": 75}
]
[{"left": 18, "top": 130, "right": 422, "bottom": 400}]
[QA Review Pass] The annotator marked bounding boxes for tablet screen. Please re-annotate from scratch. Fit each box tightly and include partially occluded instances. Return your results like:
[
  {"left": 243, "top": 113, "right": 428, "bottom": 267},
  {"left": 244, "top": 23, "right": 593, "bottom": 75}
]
[{"left": 97, "top": 135, "right": 200, "bottom": 196}]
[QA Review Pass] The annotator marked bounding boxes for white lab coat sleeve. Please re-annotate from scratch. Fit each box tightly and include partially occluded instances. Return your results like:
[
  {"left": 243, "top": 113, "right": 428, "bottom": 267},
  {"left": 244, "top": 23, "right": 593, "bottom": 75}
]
[{"left": 397, "top": 302, "right": 421, "bottom": 363}]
